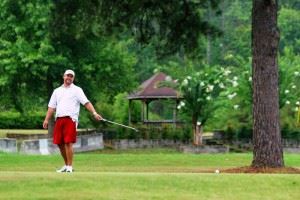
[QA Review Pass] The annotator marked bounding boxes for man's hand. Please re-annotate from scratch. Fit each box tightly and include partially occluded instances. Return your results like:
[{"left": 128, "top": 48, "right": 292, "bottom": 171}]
[
  {"left": 43, "top": 120, "right": 48, "bottom": 129},
  {"left": 43, "top": 107, "right": 55, "bottom": 129},
  {"left": 93, "top": 112, "right": 103, "bottom": 121}
]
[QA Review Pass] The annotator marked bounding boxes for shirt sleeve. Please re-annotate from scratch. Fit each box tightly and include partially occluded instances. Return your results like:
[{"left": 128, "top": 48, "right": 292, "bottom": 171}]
[
  {"left": 48, "top": 90, "right": 57, "bottom": 109},
  {"left": 77, "top": 88, "right": 89, "bottom": 105}
]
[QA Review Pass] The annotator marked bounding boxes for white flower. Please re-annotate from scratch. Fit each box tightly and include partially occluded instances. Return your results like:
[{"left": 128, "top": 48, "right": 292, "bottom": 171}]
[
  {"left": 187, "top": 76, "right": 192, "bottom": 80},
  {"left": 233, "top": 76, "right": 238, "bottom": 81},
  {"left": 197, "top": 121, "right": 202, "bottom": 126},
  {"left": 286, "top": 101, "right": 290, "bottom": 105},
  {"left": 224, "top": 69, "right": 231, "bottom": 76},
  {"left": 292, "top": 85, "right": 296, "bottom": 89},
  {"left": 296, "top": 101, "right": 300, "bottom": 105},
  {"left": 285, "top": 90, "right": 290, "bottom": 94},
  {"left": 214, "top": 79, "right": 220, "bottom": 84},
  {"left": 248, "top": 77, "right": 252, "bottom": 82},
  {"left": 182, "top": 79, "right": 188, "bottom": 86},
  {"left": 180, "top": 101, "right": 185, "bottom": 107},
  {"left": 206, "top": 85, "right": 214, "bottom": 92},
  {"left": 200, "top": 82, "right": 205, "bottom": 86},
  {"left": 232, "top": 81, "right": 239, "bottom": 87},
  {"left": 294, "top": 71, "right": 300, "bottom": 76},
  {"left": 177, "top": 105, "right": 181, "bottom": 109},
  {"left": 233, "top": 105, "right": 239, "bottom": 109},
  {"left": 165, "top": 76, "right": 172, "bottom": 82},
  {"left": 206, "top": 96, "right": 212, "bottom": 100},
  {"left": 228, "top": 93, "right": 237, "bottom": 99},
  {"left": 219, "top": 83, "right": 225, "bottom": 88}
]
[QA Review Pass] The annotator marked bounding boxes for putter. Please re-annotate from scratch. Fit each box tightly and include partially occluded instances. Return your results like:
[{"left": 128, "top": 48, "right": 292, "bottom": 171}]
[{"left": 102, "top": 119, "right": 139, "bottom": 132}]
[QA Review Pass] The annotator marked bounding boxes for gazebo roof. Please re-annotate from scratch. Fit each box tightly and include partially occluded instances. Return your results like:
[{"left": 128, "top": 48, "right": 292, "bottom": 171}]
[{"left": 127, "top": 72, "right": 182, "bottom": 100}]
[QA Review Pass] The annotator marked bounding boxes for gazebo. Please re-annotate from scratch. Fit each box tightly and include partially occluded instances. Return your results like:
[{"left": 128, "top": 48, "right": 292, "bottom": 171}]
[{"left": 127, "top": 72, "right": 183, "bottom": 125}]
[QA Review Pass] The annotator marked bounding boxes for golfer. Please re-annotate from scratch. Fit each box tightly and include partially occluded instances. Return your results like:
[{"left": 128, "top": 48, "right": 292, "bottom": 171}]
[{"left": 43, "top": 69, "right": 103, "bottom": 173}]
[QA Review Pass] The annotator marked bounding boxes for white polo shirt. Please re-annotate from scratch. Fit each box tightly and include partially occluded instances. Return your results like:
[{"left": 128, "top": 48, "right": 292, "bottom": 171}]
[{"left": 48, "top": 83, "right": 89, "bottom": 122}]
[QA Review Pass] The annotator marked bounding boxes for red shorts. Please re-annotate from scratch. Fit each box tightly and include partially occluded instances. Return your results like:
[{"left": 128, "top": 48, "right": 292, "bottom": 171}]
[{"left": 53, "top": 117, "right": 77, "bottom": 144}]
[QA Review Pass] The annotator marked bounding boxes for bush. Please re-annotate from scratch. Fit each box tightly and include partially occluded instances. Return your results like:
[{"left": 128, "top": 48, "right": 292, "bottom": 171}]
[
  {"left": 0, "top": 111, "right": 44, "bottom": 129},
  {"left": 282, "top": 124, "right": 300, "bottom": 140},
  {"left": 101, "top": 122, "right": 192, "bottom": 142},
  {"left": 223, "top": 125, "right": 252, "bottom": 141}
]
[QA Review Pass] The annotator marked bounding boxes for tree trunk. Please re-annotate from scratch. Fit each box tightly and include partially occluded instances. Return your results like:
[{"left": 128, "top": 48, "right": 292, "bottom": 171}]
[
  {"left": 206, "top": 1, "right": 212, "bottom": 65},
  {"left": 192, "top": 117, "right": 202, "bottom": 146},
  {"left": 47, "top": 67, "right": 54, "bottom": 138},
  {"left": 252, "top": 0, "right": 284, "bottom": 167}
]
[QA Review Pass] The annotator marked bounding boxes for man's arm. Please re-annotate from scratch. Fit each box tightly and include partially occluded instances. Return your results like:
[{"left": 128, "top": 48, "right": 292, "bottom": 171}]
[
  {"left": 84, "top": 102, "right": 103, "bottom": 121},
  {"left": 43, "top": 107, "right": 55, "bottom": 129}
]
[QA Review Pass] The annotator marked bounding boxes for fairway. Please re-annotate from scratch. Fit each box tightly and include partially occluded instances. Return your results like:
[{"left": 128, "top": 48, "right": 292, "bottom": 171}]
[{"left": 1, "top": 150, "right": 300, "bottom": 199}]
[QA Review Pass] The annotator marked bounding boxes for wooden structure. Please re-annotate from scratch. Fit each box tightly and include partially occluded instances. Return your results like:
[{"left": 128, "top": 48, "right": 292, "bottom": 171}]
[{"left": 127, "top": 72, "right": 183, "bottom": 125}]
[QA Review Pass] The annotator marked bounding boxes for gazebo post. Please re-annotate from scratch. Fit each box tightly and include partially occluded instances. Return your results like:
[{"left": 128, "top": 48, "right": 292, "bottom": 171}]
[
  {"left": 141, "top": 100, "right": 145, "bottom": 123},
  {"left": 146, "top": 100, "right": 149, "bottom": 121},
  {"left": 128, "top": 99, "right": 132, "bottom": 125},
  {"left": 173, "top": 100, "right": 179, "bottom": 128}
]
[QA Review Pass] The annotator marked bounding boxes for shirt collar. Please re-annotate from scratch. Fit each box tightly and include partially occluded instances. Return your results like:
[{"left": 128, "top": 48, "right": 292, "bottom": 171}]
[{"left": 62, "top": 83, "right": 74, "bottom": 88}]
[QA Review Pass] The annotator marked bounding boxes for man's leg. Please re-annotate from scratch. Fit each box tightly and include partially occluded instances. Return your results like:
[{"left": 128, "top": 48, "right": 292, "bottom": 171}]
[
  {"left": 58, "top": 144, "right": 67, "bottom": 165},
  {"left": 65, "top": 143, "right": 73, "bottom": 165},
  {"left": 65, "top": 143, "right": 73, "bottom": 172},
  {"left": 56, "top": 144, "right": 68, "bottom": 172}
]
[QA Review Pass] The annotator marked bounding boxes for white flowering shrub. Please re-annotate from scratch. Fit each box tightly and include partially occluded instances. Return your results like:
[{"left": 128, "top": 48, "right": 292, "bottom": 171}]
[
  {"left": 161, "top": 49, "right": 300, "bottom": 140},
  {"left": 222, "top": 48, "right": 300, "bottom": 134},
  {"left": 176, "top": 66, "right": 237, "bottom": 127}
]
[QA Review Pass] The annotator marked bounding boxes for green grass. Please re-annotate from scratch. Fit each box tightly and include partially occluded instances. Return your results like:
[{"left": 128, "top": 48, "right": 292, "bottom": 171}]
[{"left": 0, "top": 150, "right": 300, "bottom": 200}]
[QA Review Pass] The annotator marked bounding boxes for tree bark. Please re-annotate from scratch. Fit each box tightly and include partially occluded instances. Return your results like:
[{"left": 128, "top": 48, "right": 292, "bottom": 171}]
[
  {"left": 192, "top": 117, "right": 202, "bottom": 146},
  {"left": 252, "top": 0, "right": 284, "bottom": 167},
  {"left": 47, "top": 67, "right": 54, "bottom": 138},
  {"left": 206, "top": 1, "right": 212, "bottom": 65}
]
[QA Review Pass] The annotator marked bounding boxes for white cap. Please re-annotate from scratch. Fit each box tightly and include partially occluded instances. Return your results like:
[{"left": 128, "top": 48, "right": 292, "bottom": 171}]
[{"left": 64, "top": 69, "right": 75, "bottom": 76}]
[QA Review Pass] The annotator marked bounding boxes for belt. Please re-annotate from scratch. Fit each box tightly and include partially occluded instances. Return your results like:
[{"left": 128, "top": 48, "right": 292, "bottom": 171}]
[{"left": 57, "top": 116, "right": 71, "bottom": 119}]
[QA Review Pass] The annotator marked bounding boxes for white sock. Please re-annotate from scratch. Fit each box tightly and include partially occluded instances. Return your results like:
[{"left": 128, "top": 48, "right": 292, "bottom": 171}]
[{"left": 67, "top": 165, "right": 72, "bottom": 171}]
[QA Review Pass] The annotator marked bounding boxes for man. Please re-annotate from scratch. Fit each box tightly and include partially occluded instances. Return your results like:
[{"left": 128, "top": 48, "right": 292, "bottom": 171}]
[{"left": 43, "top": 69, "right": 103, "bottom": 173}]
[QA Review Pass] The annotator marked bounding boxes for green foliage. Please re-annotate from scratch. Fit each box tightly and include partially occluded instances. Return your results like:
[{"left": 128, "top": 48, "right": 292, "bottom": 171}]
[
  {"left": 0, "top": 111, "right": 44, "bottom": 129},
  {"left": 96, "top": 0, "right": 222, "bottom": 55},
  {"left": 80, "top": 39, "right": 138, "bottom": 101},
  {"left": 0, "top": 0, "right": 299, "bottom": 135},
  {"left": 279, "top": 7, "right": 300, "bottom": 53},
  {"left": 109, "top": 123, "right": 192, "bottom": 142},
  {"left": 175, "top": 65, "right": 238, "bottom": 126},
  {"left": 278, "top": 47, "right": 300, "bottom": 109},
  {"left": 112, "top": 92, "right": 140, "bottom": 124},
  {"left": 0, "top": 0, "right": 68, "bottom": 112}
]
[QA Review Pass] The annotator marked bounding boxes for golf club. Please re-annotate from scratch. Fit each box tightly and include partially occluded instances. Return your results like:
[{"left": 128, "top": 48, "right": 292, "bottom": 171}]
[{"left": 102, "top": 119, "right": 139, "bottom": 132}]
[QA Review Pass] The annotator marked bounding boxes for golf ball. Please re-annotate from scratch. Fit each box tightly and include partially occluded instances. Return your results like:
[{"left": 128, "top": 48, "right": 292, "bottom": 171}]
[{"left": 215, "top": 169, "right": 220, "bottom": 174}]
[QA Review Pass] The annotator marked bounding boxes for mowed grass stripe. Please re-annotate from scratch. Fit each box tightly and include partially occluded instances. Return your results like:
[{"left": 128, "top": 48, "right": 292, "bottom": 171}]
[
  {"left": 1, "top": 152, "right": 252, "bottom": 172},
  {"left": 1, "top": 152, "right": 300, "bottom": 172},
  {"left": 1, "top": 152, "right": 300, "bottom": 199},
  {"left": 0, "top": 172, "right": 299, "bottom": 200}
]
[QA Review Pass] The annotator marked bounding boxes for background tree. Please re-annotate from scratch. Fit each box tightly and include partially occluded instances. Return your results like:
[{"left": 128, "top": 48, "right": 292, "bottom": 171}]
[{"left": 162, "top": 65, "right": 237, "bottom": 145}]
